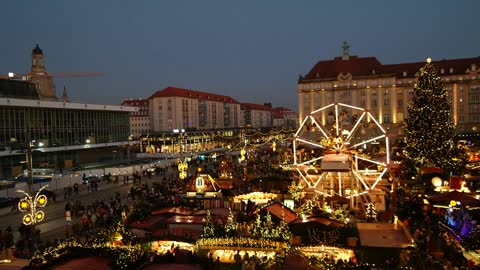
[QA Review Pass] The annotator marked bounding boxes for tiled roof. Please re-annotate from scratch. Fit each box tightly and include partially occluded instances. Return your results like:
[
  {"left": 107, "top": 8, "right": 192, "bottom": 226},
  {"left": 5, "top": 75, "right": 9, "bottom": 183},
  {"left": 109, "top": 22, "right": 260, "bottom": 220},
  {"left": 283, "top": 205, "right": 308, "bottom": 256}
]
[
  {"left": 121, "top": 98, "right": 148, "bottom": 106},
  {"left": 383, "top": 57, "right": 480, "bottom": 78},
  {"left": 272, "top": 107, "right": 298, "bottom": 119},
  {"left": 303, "top": 56, "right": 382, "bottom": 80},
  {"left": 302, "top": 55, "right": 480, "bottom": 80},
  {"left": 240, "top": 102, "right": 273, "bottom": 111},
  {"left": 149, "top": 86, "right": 239, "bottom": 104}
]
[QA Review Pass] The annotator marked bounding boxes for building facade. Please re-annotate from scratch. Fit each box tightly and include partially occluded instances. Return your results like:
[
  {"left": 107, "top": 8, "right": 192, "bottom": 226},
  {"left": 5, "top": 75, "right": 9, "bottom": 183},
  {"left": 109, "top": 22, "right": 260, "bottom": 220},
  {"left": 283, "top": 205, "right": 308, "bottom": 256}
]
[
  {"left": 148, "top": 86, "right": 241, "bottom": 132},
  {"left": 0, "top": 79, "right": 136, "bottom": 178},
  {"left": 272, "top": 107, "right": 299, "bottom": 129},
  {"left": 28, "top": 44, "right": 58, "bottom": 101},
  {"left": 121, "top": 98, "right": 150, "bottom": 139},
  {"left": 240, "top": 103, "right": 273, "bottom": 128},
  {"left": 298, "top": 44, "right": 480, "bottom": 133}
]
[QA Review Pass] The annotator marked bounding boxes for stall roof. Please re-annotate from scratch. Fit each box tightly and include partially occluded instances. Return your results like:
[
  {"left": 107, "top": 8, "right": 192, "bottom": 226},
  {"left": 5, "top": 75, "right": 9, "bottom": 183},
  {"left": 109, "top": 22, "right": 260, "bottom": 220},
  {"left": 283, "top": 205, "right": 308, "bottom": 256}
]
[
  {"left": 427, "top": 190, "right": 480, "bottom": 207},
  {"left": 290, "top": 216, "right": 344, "bottom": 227},
  {"left": 152, "top": 206, "right": 193, "bottom": 216},
  {"left": 130, "top": 215, "right": 166, "bottom": 230},
  {"left": 260, "top": 201, "right": 298, "bottom": 223},
  {"left": 357, "top": 223, "right": 413, "bottom": 248}
]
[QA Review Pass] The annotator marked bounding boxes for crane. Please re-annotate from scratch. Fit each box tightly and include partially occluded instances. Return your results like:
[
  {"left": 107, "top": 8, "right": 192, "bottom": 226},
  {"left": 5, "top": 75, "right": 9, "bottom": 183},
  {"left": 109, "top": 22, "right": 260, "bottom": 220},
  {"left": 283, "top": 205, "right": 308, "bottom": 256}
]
[{"left": 0, "top": 71, "right": 103, "bottom": 80}]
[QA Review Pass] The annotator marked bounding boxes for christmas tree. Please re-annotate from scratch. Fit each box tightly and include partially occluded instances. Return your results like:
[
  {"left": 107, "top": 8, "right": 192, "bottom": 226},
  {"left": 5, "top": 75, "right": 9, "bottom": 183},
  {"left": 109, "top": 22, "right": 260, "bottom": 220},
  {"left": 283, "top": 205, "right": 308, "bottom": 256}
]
[
  {"left": 365, "top": 202, "right": 377, "bottom": 221},
  {"left": 201, "top": 210, "right": 216, "bottom": 238},
  {"left": 404, "top": 58, "right": 464, "bottom": 172}
]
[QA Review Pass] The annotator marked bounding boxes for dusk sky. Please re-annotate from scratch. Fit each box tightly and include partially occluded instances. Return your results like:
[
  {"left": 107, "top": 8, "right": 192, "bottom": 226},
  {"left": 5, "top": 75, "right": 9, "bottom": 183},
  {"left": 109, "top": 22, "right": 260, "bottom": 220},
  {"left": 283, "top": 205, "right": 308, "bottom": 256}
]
[{"left": 1, "top": 1, "right": 478, "bottom": 111}]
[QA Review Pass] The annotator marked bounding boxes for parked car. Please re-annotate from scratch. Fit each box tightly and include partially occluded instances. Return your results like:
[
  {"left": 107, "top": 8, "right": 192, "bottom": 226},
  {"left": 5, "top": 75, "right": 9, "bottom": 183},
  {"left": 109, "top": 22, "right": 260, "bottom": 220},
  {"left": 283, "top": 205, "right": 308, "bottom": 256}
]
[
  {"left": 35, "top": 189, "right": 57, "bottom": 203},
  {"left": 82, "top": 175, "right": 100, "bottom": 185},
  {"left": 0, "top": 197, "right": 18, "bottom": 209}
]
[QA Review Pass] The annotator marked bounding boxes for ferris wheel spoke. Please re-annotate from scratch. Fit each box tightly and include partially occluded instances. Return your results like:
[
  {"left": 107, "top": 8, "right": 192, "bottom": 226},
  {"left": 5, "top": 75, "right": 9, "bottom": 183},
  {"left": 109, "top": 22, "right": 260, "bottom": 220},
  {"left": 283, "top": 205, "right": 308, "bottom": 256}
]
[
  {"left": 371, "top": 168, "right": 388, "bottom": 189},
  {"left": 295, "top": 138, "right": 325, "bottom": 149},
  {"left": 351, "top": 135, "right": 386, "bottom": 149},
  {"left": 345, "top": 111, "right": 367, "bottom": 143},
  {"left": 356, "top": 155, "right": 386, "bottom": 167},
  {"left": 352, "top": 169, "right": 371, "bottom": 190},
  {"left": 310, "top": 116, "right": 331, "bottom": 139},
  {"left": 367, "top": 112, "right": 386, "bottom": 134}
]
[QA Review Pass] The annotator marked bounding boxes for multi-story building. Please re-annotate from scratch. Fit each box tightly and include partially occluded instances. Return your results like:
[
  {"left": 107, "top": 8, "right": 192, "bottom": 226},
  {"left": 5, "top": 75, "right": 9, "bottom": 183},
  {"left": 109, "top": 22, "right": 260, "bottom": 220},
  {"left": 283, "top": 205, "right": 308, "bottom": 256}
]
[
  {"left": 272, "top": 107, "right": 299, "bottom": 129},
  {"left": 0, "top": 45, "right": 137, "bottom": 178},
  {"left": 240, "top": 103, "right": 273, "bottom": 128},
  {"left": 148, "top": 86, "right": 241, "bottom": 132},
  {"left": 298, "top": 43, "right": 480, "bottom": 133},
  {"left": 121, "top": 98, "right": 150, "bottom": 139}
]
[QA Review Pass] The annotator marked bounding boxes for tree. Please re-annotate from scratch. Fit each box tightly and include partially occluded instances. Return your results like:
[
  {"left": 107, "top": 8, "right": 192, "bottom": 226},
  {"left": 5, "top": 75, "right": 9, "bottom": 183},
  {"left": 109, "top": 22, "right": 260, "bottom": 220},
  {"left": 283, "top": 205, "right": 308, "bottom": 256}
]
[
  {"left": 404, "top": 59, "right": 465, "bottom": 173},
  {"left": 201, "top": 210, "right": 216, "bottom": 238}
]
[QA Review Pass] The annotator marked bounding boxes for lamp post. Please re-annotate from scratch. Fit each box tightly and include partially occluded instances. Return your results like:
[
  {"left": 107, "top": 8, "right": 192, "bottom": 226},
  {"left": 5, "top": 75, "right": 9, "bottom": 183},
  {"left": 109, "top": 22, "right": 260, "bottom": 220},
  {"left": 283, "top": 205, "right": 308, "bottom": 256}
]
[
  {"left": 17, "top": 185, "right": 48, "bottom": 253},
  {"left": 17, "top": 139, "right": 48, "bottom": 254},
  {"left": 127, "top": 135, "right": 133, "bottom": 165},
  {"left": 174, "top": 129, "right": 188, "bottom": 180}
]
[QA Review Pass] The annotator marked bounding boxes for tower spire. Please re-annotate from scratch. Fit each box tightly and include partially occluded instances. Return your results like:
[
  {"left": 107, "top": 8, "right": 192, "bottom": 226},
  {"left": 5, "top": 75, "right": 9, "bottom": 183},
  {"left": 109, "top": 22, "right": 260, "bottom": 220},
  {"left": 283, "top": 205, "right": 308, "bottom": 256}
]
[
  {"left": 342, "top": 41, "right": 350, "bottom": 60},
  {"left": 62, "top": 85, "right": 70, "bottom": 102}
]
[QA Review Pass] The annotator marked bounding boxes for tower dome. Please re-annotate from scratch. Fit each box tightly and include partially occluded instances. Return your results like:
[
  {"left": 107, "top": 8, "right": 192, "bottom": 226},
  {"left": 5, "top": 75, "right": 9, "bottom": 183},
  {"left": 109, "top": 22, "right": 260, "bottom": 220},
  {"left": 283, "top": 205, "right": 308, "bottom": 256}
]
[{"left": 32, "top": 43, "right": 43, "bottom": 55}]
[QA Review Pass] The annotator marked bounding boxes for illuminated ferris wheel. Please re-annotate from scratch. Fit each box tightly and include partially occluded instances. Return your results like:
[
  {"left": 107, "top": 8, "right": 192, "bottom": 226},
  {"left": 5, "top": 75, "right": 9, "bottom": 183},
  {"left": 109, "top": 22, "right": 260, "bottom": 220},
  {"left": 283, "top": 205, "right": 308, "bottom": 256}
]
[{"left": 292, "top": 102, "right": 390, "bottom": 198}]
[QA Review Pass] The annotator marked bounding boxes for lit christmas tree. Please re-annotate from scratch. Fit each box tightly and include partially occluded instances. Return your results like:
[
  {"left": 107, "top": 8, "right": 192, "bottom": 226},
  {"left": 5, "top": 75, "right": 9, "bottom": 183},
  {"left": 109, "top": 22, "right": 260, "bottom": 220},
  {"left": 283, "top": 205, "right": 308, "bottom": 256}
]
[
  {"left": 201, "top": 210, "right": 216, "bottom": 238},
  {"left": 365, "top": 202, "right": 377, "bottom": 222},
  {"left": 224, "top": 207, "right": 238, "bottom": 237},
  {"left": 404, "top": 58, "right": 465, "bottom": 172}
]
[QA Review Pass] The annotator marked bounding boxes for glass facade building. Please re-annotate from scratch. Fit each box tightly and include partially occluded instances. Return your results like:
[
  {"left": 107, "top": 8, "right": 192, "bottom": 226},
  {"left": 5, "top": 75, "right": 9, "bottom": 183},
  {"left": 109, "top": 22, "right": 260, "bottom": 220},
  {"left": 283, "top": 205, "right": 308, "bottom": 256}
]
[{"left": 0, "top": 97, "right": 136, "bottom": 178}]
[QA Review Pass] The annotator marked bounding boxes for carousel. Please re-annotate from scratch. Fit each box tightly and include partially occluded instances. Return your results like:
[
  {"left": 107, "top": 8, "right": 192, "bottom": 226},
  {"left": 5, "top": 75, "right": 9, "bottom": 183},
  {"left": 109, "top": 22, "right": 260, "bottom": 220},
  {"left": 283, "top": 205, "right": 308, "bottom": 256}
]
[{"left": 292, "top": 102, "right": 390, "bottom": 209}]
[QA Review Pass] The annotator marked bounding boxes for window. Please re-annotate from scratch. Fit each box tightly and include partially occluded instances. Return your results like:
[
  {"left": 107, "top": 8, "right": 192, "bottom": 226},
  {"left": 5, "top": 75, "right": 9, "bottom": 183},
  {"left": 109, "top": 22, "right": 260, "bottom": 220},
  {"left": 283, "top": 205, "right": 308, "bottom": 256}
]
[
  {"left": 371, "top": 100, "right": 377, "bottom": 107},
  {"left": 383, "top": 113, "right": 391, "bottom": 123}
]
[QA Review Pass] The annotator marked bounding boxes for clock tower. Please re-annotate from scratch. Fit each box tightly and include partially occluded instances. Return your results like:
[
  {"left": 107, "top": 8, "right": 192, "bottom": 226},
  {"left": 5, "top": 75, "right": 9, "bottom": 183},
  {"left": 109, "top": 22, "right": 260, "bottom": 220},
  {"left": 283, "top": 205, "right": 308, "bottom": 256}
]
[{"left": 29, "top": 43, "right": 58, "bottom": 100}]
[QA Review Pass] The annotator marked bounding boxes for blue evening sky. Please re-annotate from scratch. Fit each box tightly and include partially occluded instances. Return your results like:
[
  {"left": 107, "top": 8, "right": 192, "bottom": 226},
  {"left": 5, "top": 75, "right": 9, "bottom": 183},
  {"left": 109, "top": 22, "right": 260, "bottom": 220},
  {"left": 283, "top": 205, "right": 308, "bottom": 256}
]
[{"left": 1, "top": 1, "right": 478, "bottom": 111}]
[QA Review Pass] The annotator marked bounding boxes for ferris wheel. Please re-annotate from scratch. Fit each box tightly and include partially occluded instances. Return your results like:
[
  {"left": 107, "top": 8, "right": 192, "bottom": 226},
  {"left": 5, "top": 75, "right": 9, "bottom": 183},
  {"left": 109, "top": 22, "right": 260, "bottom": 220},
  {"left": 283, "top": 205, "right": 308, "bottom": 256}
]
[{"left": 292, "top": 102, "right": 390, "bottom": 198}]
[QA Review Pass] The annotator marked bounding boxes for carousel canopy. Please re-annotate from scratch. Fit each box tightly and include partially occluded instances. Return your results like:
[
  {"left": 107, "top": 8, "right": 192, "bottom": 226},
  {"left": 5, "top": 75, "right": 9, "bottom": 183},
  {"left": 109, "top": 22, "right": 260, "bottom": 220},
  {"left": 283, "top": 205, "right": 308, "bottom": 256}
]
[{"left": 321, "top": 154, "right": 351, "bottom": 172}]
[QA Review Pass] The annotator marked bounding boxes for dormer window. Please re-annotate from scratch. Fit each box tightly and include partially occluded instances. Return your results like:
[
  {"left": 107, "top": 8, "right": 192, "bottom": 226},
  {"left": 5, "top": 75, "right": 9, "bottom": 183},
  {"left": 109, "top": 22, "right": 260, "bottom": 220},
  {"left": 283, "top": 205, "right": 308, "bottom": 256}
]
[
  {"left": 403, "top": 71, "right": 407, "bottom": 77},
  {"left": 372, "top": 69, "right": 376, "bottom": 75},
  {"left": 440, "top": 69, "right": 444, "bottom": 74},
  {"left": 449, "top": 68, "right": 454, "bottom": 73}
]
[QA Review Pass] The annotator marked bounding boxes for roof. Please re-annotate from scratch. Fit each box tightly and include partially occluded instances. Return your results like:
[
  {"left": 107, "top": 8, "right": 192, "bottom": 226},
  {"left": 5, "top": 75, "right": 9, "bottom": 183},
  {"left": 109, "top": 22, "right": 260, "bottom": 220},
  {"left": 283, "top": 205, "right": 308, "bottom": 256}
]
[
  {"left": 149, "top": 86, "right": 239, "bottom": 104},
  {"left": 240, "top": 102, "right": 274, "bottom": 111},
  {"left": 121, "top": 98, "right": 149, "bottom": 107},
  {"left": 272, "top": 107, "right": 298, "bottom": 119},
  {"left": 383, "top": 57, "right": 480, "bottom": 78},
  {"left": 302, "top": 55, "right": 480, "bottom": 80},
  {"left": 130, "top": 215, "right": 166, "bottom": 229},
  {"left": 357, "top": 222, "right": 412, "bottom": 248},
  {"left": 164, "top": 214, "right": 228, "bottom": 225},
  {"left": 260, "top": 201, "right": 298, "bottom": 223},
  {"left": 427, "top": 190, "right": 480, "bottom": 207},
  {"left": 151, "top": 206, "right": 193, "bottom": 216},
  {"left": 303, "top": 56, "right": 383, "bottom": 80},
  {"left": 32, "top": 43, "right": 43, "bottom": 55},
  {"left": 0, "top": 79, "right": 39, "bottom": 100},
  {"left": 290, "top": 216, "right": 345, "bottom": 227}
]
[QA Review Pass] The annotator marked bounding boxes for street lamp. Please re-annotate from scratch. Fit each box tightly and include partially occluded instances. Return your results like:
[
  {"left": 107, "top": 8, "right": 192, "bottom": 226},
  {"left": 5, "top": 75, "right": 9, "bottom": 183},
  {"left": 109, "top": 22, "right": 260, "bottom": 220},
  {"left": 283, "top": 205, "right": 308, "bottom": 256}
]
[
  {"left": 174, "top": 129, "right": 188, "bottom": 180},
  {"left": 17, "top": 184, "right": 48, "bottom": 252}
]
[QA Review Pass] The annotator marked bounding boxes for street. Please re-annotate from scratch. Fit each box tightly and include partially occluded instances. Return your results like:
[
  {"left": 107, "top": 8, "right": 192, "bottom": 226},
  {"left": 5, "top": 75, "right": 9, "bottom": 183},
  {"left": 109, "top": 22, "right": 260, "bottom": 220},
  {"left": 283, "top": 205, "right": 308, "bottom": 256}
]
[{"left": 0, "top": 171, "right": 168, "bottom": 248}]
